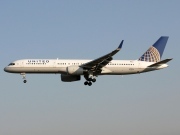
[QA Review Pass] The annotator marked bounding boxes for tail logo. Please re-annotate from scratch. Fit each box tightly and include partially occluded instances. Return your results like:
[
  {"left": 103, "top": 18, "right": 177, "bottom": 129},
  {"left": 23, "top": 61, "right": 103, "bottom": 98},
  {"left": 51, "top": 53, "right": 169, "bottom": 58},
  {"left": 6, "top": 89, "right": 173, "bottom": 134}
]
[{"left": 138, "top": 46, "right": 160, "bottom": 62}]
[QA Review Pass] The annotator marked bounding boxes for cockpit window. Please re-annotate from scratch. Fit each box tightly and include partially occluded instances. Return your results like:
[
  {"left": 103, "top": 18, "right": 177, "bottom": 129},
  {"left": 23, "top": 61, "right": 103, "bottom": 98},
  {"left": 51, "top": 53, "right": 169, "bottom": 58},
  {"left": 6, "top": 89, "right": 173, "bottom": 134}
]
[{"left": 8, "top": 63, "right": 15, "bottom": 66}]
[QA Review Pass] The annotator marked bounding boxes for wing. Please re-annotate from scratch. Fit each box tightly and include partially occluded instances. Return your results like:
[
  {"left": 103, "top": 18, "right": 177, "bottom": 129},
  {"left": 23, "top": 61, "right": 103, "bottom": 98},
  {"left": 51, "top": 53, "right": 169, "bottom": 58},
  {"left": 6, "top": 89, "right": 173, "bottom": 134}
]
[{"left": 80, "top": 40, "right": 124, "bottom": 73}]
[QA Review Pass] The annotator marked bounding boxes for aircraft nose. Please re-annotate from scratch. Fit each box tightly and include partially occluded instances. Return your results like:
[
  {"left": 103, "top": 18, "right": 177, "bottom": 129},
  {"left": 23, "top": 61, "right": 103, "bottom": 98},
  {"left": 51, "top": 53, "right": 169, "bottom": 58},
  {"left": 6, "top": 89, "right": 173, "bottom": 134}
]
[{"left": 4, "top": 67, "right": 8, "bottom": 72}]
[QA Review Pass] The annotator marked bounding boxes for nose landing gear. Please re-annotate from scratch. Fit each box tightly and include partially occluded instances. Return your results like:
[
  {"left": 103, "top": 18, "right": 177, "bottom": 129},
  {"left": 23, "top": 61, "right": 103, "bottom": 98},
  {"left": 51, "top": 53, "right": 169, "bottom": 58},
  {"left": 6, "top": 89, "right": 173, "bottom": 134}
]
[
  {"left": 23, "top": 80, "right": 27, "bottom": 83},
  {"left": 21, "top": 73, "right": 27, "bottom": 83}
]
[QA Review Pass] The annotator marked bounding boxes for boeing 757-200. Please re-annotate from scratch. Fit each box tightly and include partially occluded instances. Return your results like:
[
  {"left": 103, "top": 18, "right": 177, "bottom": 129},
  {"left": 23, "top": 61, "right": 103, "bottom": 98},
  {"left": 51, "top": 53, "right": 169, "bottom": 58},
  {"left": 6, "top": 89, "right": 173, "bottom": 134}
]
[{"left": 4, "top": 36, "right": 172, "bottom": 86}]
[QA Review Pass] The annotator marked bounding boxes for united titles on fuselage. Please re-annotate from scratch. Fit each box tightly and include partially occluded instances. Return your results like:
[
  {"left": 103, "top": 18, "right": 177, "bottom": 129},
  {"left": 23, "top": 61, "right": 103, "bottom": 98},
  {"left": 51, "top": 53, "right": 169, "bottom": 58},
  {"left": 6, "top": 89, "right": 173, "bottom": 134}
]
[{"left": 28, "top": 60, "right": 49, "bottom": 63}]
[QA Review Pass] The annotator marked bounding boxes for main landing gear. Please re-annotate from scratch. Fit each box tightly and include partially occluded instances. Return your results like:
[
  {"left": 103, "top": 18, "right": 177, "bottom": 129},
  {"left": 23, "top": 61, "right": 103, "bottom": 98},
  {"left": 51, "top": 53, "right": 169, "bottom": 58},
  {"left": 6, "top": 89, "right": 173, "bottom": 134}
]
[
  {"left": 84, "top": 74, "right": 96, "bottom": 86},
  {"left": 21, "top": 73, "right": 27, "bottom": 83},
  {"left": 84, "top": 81, "right": 92, "bottom": 86}
]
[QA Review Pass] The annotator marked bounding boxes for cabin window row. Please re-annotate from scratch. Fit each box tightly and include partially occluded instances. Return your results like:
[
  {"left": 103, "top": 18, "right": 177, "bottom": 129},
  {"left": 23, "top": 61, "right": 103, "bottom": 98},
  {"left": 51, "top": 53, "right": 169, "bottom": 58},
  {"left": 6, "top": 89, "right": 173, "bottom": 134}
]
[
  {"left": 57, "top": 63, "right": 134, "bottom": 66},
  {"left": 108, "top": 63, "right": 134, "bottom": 65},
  {"left": 26, "top": 63, "right": 47, "bottom": 65},
  {"left": 58, "top": 63, "right": 85, "bottom": 65}
]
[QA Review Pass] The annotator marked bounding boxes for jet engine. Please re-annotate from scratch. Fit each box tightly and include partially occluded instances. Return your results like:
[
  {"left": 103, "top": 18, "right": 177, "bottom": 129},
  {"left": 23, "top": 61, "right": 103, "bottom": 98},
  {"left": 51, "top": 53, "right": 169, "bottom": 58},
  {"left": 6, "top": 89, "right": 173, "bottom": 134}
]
[{"left": 61, "top": 74, "right": 81, "bottom": 82}]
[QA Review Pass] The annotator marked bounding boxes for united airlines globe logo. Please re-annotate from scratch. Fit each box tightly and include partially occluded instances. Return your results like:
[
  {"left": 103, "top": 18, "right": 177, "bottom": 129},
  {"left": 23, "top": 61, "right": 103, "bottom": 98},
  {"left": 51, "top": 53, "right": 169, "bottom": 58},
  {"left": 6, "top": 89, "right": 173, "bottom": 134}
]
[{"left": 138, "top": 46, "right": 160, "bottom": 62}]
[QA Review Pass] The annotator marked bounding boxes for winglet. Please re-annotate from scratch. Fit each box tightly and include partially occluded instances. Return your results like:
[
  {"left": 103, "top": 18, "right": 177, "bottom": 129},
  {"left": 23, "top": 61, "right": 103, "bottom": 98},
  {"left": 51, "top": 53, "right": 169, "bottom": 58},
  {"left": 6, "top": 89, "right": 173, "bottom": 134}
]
[{"left": 118, "top": 40, "right": 124, "bottom": 50}]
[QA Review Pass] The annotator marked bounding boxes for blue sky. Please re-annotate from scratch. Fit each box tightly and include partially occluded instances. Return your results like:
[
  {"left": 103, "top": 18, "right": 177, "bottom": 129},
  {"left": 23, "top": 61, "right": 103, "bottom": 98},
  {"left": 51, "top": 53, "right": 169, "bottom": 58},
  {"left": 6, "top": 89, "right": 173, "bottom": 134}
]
[{"left": 0, "top": 1, "right": 180, "bottom": 135}]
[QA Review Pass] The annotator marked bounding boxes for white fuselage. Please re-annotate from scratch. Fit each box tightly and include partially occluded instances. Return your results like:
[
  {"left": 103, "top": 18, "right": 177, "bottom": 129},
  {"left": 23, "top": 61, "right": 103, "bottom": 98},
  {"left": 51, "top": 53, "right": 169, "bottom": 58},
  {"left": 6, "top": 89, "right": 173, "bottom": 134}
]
[
  {"left": 4, "top": 59, "right": 168, "bottom": 75},
  {"left": 4, "top": 37, "right": 171, "bottom": 85}
]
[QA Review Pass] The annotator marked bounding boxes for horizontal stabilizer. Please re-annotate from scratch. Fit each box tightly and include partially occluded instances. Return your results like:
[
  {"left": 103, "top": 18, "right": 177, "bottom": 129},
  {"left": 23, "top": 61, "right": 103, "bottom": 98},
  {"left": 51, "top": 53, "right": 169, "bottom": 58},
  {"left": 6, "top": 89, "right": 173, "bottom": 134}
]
[{"left": 148, "top": 58, "right": 173, "bottom": 67}]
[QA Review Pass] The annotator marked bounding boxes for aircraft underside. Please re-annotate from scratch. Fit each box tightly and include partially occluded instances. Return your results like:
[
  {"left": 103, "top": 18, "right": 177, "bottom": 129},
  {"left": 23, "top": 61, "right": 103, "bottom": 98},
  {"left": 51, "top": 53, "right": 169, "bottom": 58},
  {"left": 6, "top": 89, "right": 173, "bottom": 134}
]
[
  {"left": 4, "top": 36, "right": 172, "bottom": 86},
  {"left": 4, "top": 66, "right": 158, "bottom": 86}
]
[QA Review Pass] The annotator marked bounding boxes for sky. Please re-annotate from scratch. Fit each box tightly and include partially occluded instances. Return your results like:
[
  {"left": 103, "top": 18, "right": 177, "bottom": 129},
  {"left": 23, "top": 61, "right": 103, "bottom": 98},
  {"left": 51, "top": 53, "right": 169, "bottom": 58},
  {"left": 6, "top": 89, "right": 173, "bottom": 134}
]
[{"left": 0, "top": 0, "right": 180, "bottom": 135}]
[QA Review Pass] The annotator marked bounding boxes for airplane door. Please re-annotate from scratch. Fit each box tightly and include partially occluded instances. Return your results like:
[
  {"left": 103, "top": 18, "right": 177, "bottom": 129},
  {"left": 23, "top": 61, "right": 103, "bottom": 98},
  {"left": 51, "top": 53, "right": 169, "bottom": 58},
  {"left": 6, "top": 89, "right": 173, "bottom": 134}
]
[
  {"left": 21, "top": 61, "right": 24, "bottom": 67},
  {"left": 138, "top": 62, "right": 140, "bottom": 68},
  {"left": 53, "top": 61, "right": 56, "bottom": 67},
  {"left": 138, "top": 62, "right": 141, "bottom": 73}
]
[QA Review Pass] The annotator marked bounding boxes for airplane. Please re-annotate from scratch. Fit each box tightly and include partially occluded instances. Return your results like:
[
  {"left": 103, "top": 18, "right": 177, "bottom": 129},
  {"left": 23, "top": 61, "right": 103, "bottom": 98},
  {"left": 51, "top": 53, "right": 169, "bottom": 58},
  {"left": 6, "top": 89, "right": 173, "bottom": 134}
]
[{"left": 4, "top": 36, "right": 172, "bottom": 86}]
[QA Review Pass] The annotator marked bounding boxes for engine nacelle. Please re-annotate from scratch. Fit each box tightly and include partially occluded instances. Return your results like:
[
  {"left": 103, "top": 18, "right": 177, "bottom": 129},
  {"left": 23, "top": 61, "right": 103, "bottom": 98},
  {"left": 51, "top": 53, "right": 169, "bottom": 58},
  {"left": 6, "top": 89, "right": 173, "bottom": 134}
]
[
  {"left": 67, "top": 66, "right": 84, "bottom": 75},
  {"left": 61, "top": 74, "right": 81, "bottom": 82}
]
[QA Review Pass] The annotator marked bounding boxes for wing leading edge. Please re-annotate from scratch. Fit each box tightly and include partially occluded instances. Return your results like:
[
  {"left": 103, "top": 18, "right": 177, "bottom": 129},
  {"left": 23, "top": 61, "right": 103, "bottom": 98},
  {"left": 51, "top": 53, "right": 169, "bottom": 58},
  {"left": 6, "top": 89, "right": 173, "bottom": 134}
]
[{"left": 80, "top": 40, "right": 124, "bottom": 72}]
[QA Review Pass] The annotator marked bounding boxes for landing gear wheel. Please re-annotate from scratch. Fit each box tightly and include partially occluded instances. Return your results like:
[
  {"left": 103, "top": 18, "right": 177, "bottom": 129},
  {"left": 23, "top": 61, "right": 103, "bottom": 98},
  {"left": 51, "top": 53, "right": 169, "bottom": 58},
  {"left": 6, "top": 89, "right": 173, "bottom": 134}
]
[
  {"left": 87, "top": 78, "right": 92, "bottom": 81},
  {"left": 88, "top": 82, "right": 92, "bottom": 86},
  {"left": 84, "top": 74, "right": 97, "bottom": 86},
  {"left": 23, "top": 80, "right": 27, "bottom": 83},
  {"left": 84, "top": 81, "right": 88, "bottom": 85},
  {"left": 92, "top": 78, "right": 96, "bottom": 83}
]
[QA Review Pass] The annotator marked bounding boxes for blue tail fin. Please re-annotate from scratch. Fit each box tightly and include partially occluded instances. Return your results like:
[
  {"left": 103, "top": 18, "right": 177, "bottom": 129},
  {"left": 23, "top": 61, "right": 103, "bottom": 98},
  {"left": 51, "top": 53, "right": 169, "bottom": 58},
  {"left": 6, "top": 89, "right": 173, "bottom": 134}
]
[{"left": 138, "top": 36, "right": 169, "bottom": 62}]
